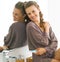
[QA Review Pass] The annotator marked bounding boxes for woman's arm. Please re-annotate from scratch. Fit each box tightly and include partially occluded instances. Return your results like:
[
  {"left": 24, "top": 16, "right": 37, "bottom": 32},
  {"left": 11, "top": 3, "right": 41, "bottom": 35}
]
[
  {"left": 4, "top": 24, "right": 14, "bottom": 48},
  {"left": 45, "top": 26, "right": 58, "bottom": 54}
]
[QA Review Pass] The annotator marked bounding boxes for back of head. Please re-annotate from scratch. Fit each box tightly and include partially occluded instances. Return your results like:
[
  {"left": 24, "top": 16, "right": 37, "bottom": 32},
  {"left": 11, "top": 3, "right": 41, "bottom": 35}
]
[{"left": 15, "top": 1, "right": 25, "bottom": 15}]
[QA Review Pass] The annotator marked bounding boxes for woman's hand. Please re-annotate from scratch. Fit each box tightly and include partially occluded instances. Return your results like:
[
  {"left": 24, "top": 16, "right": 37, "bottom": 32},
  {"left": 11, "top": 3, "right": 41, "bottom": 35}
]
[
  {"left": 0, "top": 46, "right": 4, "bottom": 52},
  {"left": 44, "top": 22, "right": 50, "bottom": 34},
  {"left": 3, "top": 46, "right": 8, "bottom": 50},
  {"left": 35, "top": 48, "right": 46, "bottom": 55},
  {"left": 0, "top": 46, "right": 8, "bottom": 52}
]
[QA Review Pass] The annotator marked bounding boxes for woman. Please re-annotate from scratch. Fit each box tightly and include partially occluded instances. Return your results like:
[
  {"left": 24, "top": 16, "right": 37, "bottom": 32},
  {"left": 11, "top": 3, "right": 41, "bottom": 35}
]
[
  {"left": 24, "top": 1, "right": 60, "bottom": 62},
  {"left": 0, "top": 1, "right": 32, "bottom": 60}
]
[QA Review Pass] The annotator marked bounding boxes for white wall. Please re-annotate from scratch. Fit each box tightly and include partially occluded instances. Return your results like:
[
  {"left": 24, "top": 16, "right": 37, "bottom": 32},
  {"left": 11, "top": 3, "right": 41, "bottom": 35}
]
[
  {"left": 48, "top": 0, "right": 60, "bottom": 48},
  {"left": 37, "top": 0, "right": 48, "bottom": 21}
]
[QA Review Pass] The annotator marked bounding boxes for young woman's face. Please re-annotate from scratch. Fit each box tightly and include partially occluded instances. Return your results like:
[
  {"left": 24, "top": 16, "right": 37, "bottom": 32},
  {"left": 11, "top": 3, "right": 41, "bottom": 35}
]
[
  {"left": 25, "top": 5, "right": 40, "bottom": 22},
  {"left": 13, "top": 8, "right": 24, "bottom": 21}
]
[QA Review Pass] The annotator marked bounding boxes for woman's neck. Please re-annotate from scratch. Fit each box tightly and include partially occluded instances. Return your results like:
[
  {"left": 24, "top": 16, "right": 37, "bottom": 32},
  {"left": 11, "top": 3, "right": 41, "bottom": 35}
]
[
  {"left": 34, "top": 21, "right": 40, "bottom": 27},
  {"left": 34, "top": 21, "right": 45, "bottom": 32}
]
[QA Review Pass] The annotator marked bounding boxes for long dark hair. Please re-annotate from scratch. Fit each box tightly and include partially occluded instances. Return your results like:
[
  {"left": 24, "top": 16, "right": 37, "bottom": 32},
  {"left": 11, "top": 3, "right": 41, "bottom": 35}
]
[{"left": 24, "top": 1, "right": 45, "bottom": 29}]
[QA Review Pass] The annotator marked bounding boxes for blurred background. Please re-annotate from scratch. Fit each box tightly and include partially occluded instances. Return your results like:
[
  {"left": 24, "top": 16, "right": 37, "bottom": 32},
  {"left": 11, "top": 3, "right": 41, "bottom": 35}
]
[{"left": 0, "top": 0, "right": 60, "bottom": 48}]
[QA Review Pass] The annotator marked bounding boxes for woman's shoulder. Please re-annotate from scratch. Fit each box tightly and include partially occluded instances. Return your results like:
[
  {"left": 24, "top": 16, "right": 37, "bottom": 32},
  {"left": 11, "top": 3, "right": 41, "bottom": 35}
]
[
  {"left": 27, "top": 21, "right": 35, "bottom": 27},
  {"left": 43, "top": 21, "right": 50, "bottom": 27},
  {"left": 9, "top": 22, "right": 18, "bottom": 29},
  {"left": 26, "top": 21, "right": 37, "bottom": 30}
]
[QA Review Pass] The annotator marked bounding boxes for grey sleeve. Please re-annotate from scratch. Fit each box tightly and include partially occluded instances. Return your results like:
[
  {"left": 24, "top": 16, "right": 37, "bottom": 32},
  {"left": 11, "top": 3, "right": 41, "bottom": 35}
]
[
  {"left": 45, "top": 27, "right": 58, "bottom": 54},
  {"left": 27, "top": 25, "right": 50, "bottom": 46},
  {"left": 4, "top": 25, "right": 14, "bottom": 47}
]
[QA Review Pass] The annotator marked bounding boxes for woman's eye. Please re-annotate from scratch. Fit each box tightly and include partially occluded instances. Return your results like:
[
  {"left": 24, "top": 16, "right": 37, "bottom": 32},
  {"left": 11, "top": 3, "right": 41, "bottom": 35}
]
[
  {"left": 15, "top": 13, "right": 18, "bottom": 16},
  {"left": 28, "top": 13, "right": 31, "bottom": 15},
  {"left": 32, "top": 10, "right": 35, "bottom": 13}
]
